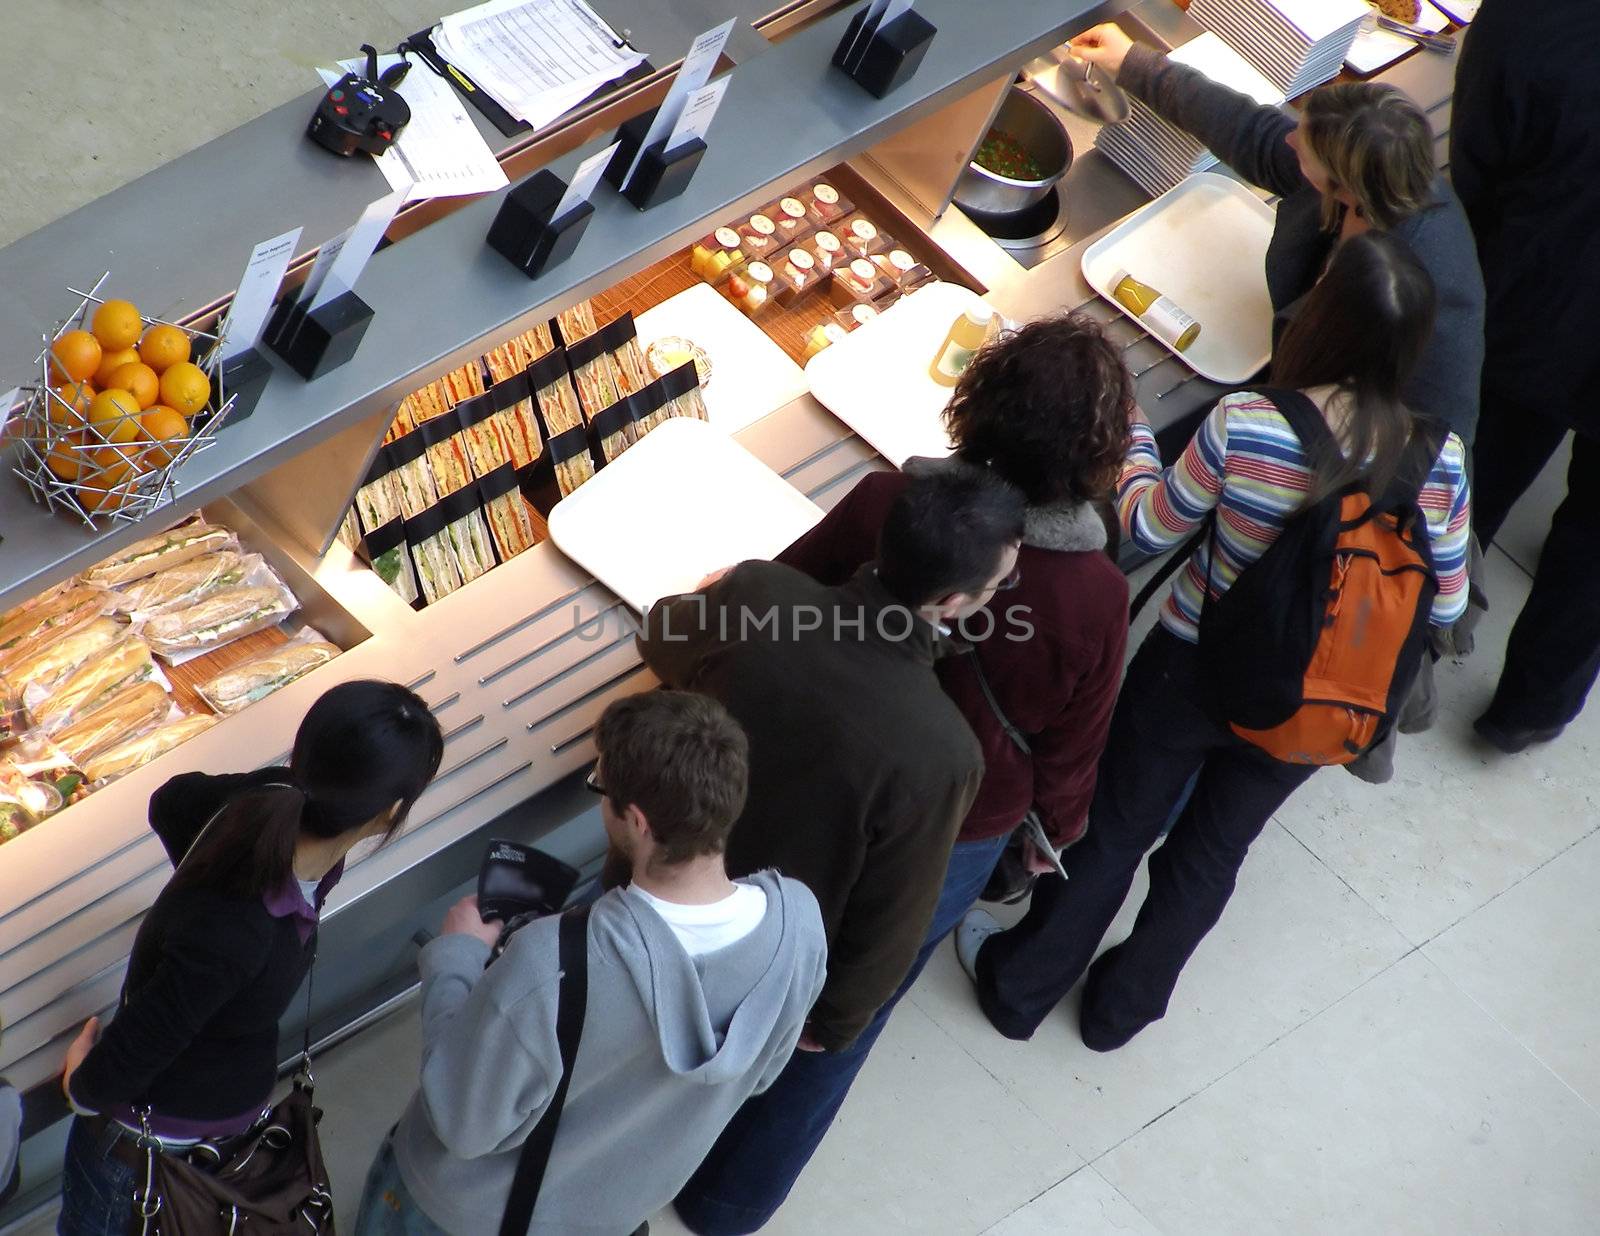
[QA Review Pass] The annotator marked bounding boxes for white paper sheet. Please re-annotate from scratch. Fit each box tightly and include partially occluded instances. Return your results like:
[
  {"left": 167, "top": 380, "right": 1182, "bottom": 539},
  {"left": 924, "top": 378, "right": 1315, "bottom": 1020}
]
[
  {"left": 1344, "top": 20, "right": 1415, "bottom": 74},
  {"left": 666, "top": 79, "right": 728, "bottom": 150},
  {"left": 622, "top": 18, "right": 734, "bottom": 187},
  {"left": 554, "top": 141, "right": 620, "bottom": 219},
  {"left": 318, "top": 56, "right": 508, "bottom": 202},
  {"left": 434, "top": 0, "right": 645, "bottom": 131},
  {"left": 310, "top": 190, "right": 407, "bottom": 311},
  {"left": 220, "top": 228, "right": 303, "bottom": 360},
  {"left": 841, "top": 0, "right": 892, "bottom": 67}
]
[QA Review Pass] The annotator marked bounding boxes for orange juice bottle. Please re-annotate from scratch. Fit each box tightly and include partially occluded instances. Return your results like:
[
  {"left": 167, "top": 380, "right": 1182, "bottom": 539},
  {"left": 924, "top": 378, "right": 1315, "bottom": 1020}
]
[
  {"left": 929, "top": 304, "right": 997, "bottom": 386},
  {"left": 1110, "top": 270, "right": 1202, "bottom": 351}
]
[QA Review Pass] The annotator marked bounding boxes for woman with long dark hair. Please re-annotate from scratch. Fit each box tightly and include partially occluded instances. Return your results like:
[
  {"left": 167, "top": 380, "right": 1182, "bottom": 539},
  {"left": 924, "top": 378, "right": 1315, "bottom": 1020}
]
[
  {"left": 58, "top": 679, "right": 443, "bottom": 1235},
  {"left": 1070, "top": 22, "right": 1484, "bottom": 446},
  {"left": 959, "top": 233, "right": 1470, "bottom": 1050}
]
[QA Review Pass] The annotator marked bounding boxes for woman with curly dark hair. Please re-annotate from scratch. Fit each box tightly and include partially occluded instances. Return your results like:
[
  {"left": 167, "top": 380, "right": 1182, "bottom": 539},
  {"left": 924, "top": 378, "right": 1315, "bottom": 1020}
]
[{"left": 673, "top": 313, "right": 1132, "bottom": 1234}]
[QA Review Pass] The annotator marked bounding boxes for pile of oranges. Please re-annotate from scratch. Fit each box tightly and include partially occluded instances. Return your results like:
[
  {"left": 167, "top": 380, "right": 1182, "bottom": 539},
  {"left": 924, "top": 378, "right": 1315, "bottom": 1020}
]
[{"left": 43, "top": 299, "right": 212, "bottom": 512}]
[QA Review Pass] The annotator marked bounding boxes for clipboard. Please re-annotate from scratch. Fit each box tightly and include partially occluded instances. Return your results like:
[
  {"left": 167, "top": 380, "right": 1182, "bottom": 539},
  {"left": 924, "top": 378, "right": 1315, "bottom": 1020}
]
[{"left": 404, "top": 26, "right": 653, "bottom": 138}]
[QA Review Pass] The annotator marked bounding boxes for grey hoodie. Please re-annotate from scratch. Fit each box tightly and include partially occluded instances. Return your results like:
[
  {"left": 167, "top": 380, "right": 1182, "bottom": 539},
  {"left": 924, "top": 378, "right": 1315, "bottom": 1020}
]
[{"left": 392, "top": 870, "right": 827, "bottom": 1235}]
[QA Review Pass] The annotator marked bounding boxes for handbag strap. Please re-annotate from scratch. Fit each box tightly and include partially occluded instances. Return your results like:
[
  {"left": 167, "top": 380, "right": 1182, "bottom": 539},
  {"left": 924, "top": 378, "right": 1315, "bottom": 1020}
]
[
  {"left": 967, "top": 646, "right": 1030, "bottom": 756},
  {"left": 499, "top": 905, "right": 592, "bottom": 1236}
]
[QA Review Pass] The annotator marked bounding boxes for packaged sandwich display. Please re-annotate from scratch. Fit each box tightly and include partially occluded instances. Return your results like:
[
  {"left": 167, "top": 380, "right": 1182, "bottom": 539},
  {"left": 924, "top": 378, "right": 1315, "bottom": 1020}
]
[
  {"left": 84, "top": 715, "right": 220, "bottom": 785},
  {"left": 27, "top": 635, "right": 162, "bottom": 733},
  {"left": 528, "top": 351, "right": 585, "bottom": 437},
  {"left": 363, "top": 516, "right": 422, "bottom": 608},
  {"left": 566, "top": 329, "right": 625, "bottom": 425},
  {"left": 476, "top": 464, "right": 542, "bottom": 562},
  {"left": 83, "top": 520, "right": 233, "bottom": 588},
  {"left": 109, "top": 551, "right": 251, "bottom": 619},
  {"left": 144, "top": 582, "right": 298, "bottom": 659},
  {"left": 53, "top": 681, "right": 175, "bottom": 767},
  {"left": 196, "top": 637, "right": 340, "bottom": 717}
]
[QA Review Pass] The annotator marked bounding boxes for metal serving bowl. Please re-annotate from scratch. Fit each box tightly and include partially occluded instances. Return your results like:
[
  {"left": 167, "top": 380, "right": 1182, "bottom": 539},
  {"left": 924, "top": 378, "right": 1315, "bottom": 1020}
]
[{"left": 952, "top": 86, "right": 1074, "bottom": 217}]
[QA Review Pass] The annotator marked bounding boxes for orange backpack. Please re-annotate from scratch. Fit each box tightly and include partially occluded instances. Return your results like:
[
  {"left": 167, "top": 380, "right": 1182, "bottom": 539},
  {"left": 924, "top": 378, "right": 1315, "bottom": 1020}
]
[{"left": 1191, "top": 390, "right": 1444, "bottom": 765}]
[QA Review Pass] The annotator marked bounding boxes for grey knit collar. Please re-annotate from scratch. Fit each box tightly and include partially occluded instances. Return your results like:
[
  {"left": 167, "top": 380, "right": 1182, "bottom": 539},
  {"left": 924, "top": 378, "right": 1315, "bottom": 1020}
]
[{"left": 902, "top": 455, "right": 1106, "bottom": 553}]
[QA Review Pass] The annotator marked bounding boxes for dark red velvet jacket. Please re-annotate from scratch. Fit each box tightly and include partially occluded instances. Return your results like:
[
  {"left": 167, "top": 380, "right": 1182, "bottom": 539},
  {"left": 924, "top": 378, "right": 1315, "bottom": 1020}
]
[{"left": 779, "top": 465, "right": 1128, "bottom": 847}]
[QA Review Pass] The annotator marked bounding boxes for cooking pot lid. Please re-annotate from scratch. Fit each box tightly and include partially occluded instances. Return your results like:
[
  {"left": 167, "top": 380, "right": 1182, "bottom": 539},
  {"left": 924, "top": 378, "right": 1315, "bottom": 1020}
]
[{"left": 1023, "top": 50, "right": 1130, "bottom": 125}]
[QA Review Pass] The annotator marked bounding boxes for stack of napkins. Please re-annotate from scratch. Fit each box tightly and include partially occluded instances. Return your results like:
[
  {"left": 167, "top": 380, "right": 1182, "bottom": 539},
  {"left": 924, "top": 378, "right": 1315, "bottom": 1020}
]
[
  {"left": 1190, "top": 0, "right": 1367, "bottom": 95},
  {"left": 1095, "top": 33, "right": 1285, "bottom": 197}
]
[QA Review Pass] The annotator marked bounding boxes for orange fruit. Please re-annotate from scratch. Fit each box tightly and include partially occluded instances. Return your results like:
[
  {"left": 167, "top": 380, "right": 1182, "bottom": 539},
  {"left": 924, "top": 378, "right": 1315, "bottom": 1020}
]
[
  {"left": 87, "top": 389, "right": 142, "bottom": 443},
  {"left": 158, "top": 362, "right": 210, "bottom": 418},
  {"left": 87, "top": 441, "right": 145, "bottom": 487},
  {"left": 91, "top": 300, "right": 143, "bottom": 351},
  {"left": 47, "top": 380, "right": 96, "bottom": 429},
  {"left": 138, "top": 324, "right": 190, "bottom": 373},
  {"left": 45, "top": 434, "right": 89, "bottom": 482},
  {"left": 138, "top": 405, "right": 189, "bottom": 467},
  {"left": 105, "top": 361, "right": 160, "bottom": 410},
  {"left": 50, "top": 330, "right": 102, "bottom": 383},
  {"left": 77, "top": 479, "right": 123, "bottom": 514},
  {"left": 93, "top": 346, "right": 140, "bottom": 387}
]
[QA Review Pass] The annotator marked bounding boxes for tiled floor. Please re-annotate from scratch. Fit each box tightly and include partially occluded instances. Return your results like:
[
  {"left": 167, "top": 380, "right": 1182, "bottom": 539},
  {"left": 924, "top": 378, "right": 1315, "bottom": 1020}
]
[{"left": 274, "top": 533, "right": 1599, "bottom": 1236}]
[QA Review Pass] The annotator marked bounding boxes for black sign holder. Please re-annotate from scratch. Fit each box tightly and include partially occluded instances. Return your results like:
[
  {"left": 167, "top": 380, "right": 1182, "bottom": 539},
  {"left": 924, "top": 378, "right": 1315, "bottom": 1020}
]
[
  {"left": 832, "top": 5, "right": 936, "bottom": 99},
  {"left": 264, "top": 285, "right": 375, "bottom": 381},
  {"left": 487, "top": 170, "right": 595, "bottom": 278},
  {"left": 602, "top": 108, "right": 708, "bottom": 211}
]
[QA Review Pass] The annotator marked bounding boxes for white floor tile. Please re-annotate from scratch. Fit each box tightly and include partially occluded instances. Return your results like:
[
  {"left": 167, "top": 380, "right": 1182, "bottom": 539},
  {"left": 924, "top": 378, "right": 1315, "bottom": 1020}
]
[
  {"left": 757, "top": 1001, "right": 1082, "bottom": 1235},
  {"left": 1097, "top": 952, "right": 1600, "bottom": 1236},
  {"left": 1274, "top": 547, "right": 1600, "bottom": 945},
  {"left": 982, "top": 1166, "right": 1161, "bottom": 1235},
  {"left": 312, "top": 1002, "right": 423, "bottom": 1232},
  {"left": 912, "top": 821, "right": 1410, "bottom": 1161},
  {"left": 1425, "top": 829, "right": 1600, "bottom": 1111}
]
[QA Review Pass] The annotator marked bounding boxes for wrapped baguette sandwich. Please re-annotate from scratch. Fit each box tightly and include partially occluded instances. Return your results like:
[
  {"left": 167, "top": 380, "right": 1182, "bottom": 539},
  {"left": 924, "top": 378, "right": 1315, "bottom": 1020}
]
[
  {"left": 84, "top": 714, "right": 219, "bottom": 784},
  {"left": 198, "top": 641, "right": 340, "bottom": 716},
  {"left": 54, "top": 682, "right": 172, "bottom": 766},
  {"left": 32, "top": 636, "right": 159, "bottom": 732},
  {"left": 84, "top": 520, "right": 232, "bottom": 587},
  {"left": 0, "top": 585, "right": 109, "bottom": 666},
  {"left": 6, "top": 617, "right": 123, "bottom": 692},
  {"left": 145, "top": 585, "right": 295, "bottom": 657},
  {"left": 108, "top": 550, "right": 249, "bottom": 616}
]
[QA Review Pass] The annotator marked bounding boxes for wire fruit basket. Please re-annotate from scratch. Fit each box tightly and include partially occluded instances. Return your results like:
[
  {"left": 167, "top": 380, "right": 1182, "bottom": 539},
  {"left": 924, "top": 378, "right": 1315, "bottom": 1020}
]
[{"left": 12, "top": 273, "right": 236, "bottom": 529}]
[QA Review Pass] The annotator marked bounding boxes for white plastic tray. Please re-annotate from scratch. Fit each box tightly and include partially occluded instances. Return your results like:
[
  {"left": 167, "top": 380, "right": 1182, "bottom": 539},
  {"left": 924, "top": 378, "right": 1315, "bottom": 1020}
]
[
  {"left": 805, "top": 282, "right": 988, "bottom": 468},
  {"left": 1081, "top": 172, "right": 1277, "bottom": 385},
  {"left": 547, "top": 417, "right": 823, "bottom": 613},
  {"left": 634, "top": 283, "right": 808, "bottom": 436}
]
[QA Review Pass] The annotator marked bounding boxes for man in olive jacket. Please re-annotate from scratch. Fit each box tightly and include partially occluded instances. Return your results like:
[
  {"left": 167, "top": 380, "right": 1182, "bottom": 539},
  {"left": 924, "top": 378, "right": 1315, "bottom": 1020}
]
[{"left": 639, "top": 469, "right": 1024, "bottom": 1235}]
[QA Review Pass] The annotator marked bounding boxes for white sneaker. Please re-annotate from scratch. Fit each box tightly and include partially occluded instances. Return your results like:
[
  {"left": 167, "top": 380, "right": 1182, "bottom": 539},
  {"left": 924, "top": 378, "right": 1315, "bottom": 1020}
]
[{"left": 955, "top": 909, "right": 1001, "bottom": 984}]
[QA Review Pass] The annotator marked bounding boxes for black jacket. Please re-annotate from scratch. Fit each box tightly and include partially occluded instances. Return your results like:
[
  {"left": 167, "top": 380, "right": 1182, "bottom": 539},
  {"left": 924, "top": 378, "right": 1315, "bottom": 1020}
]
[
  {"left": 638, "top": 562, "right": 983, "bottom": 1050},
  {"left": 69, "top": 768, "right": 318, "bottom": 1120},
  {"left": 1119, "top": 45, "right": 1486, "bottom": 445},
  {"left": 1450, "top": 0, "right": 1600, "bottom": 425}
]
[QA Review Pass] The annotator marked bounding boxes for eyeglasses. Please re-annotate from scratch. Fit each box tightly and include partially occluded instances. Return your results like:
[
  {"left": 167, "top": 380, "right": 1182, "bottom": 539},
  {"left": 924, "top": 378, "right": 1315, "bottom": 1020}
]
[{"left": 585, "top": 769, "right": 606, "bottom": 798}]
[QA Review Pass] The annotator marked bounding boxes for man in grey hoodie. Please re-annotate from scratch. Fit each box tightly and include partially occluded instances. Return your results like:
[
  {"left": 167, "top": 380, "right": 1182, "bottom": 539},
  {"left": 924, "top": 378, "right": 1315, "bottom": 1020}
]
[{"left": 354, "top": 691, "right": 827, "bottom": 1236}]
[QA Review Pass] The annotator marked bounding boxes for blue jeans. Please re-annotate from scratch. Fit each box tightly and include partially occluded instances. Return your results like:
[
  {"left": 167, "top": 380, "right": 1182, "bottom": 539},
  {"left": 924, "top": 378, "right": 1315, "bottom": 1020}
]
[
  {"left": 354, "top": 1133, "right": 448, "bottom": 1236},
  {"left": 59, "top": 1117, "right": 137, "bottom": 1236},
  {"left": 673, "top": 833, "right": 1010, "bottom": 1236}
]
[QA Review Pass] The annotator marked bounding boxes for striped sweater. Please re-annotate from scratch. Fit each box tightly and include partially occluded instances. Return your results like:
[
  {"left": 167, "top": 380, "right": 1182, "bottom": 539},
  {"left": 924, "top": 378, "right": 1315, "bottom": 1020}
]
[{"left": 1120, "top": 391, "right": 1472, "bottom": 644}]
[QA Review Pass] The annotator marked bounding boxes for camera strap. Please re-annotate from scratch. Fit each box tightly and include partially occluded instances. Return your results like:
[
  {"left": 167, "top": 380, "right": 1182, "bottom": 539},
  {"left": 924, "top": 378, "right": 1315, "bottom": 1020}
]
[{"left": 499, "top": 904, "right": 592, "bottom": 1236}]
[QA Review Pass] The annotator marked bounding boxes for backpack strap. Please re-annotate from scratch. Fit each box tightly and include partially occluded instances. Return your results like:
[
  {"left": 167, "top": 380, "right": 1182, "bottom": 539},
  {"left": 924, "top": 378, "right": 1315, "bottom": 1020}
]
[
  {"left": 967, "top": 647, "right": 1030, "bottom": 756},
  {"left": 499, "top": 904, "right": 592, "bottom": 1236},
  {"left": 1256, "top": 386, "right": 1341, "bottom": 473}
]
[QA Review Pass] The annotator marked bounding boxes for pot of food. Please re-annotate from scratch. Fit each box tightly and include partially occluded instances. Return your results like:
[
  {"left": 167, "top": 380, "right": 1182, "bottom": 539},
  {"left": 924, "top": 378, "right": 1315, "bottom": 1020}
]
[{"left": 953, "top": 86, "right": 1074, "bottom": 217}]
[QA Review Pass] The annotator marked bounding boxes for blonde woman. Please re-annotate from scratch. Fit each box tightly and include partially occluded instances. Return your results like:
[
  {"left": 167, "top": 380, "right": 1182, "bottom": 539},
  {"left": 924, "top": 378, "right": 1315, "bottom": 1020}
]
[{"left": 1072, "top": 24, "right": 1484, "bottom": 446}]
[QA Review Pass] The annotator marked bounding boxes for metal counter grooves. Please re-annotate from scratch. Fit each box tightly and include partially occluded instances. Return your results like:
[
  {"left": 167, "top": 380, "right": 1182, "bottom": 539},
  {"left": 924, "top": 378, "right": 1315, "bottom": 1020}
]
[
  {"left": 410, "top": 761, "right": 535, "bottom": 832},
  {"left": 432, "top": 737, "right": 509, "bottom": 784},
  {"left": 440, "top": 713, "right": 485, "bottom": 744},
  {"left": 807, "top": 456, "right": 879, "bottom": 503},
  {"left": 0, "top": 834, "right": 158, "bottom": 935},
  {"left": 501, "top": 634, "right": 636, "bottom": 710},
  {"left": 782, "top": 436, "right": 864, "bottom": 480},
  {"left": 453, "top": 583, "right": 595, "bottom": 663},
  {"left": 424, "top": 690, "right": 462, "bottom": 714},
  {"left": 529, "top": 664, "right": 652, "bottom": 735},
  {"left": 477, "top": 602, "right": 626, "bottom": 687}
]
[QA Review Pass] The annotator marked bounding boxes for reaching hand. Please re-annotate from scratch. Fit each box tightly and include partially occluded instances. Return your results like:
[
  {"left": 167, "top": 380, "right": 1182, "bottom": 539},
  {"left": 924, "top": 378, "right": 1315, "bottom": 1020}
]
[
  {"left": 1069, "top": 24, "right": 1136, "bottom": 76},
  {"left": 1021, "top": 836, "right": 1060, "bottom": 876},
  {"left": 61, "top": 1016, "right": 99, "bottom": 1101},
  {"left": 441, "top": 894, "right": 502, "bottom": 949},
  {"left": 796, "top": 1030, "right": 827, "bottom": 1053}
]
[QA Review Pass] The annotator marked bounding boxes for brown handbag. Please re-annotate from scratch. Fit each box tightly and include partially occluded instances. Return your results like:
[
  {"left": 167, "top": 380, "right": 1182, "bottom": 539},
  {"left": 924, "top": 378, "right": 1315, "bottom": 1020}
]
[{"left": 129, "top": 1067, "right": 335, "bottom": 1235}]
